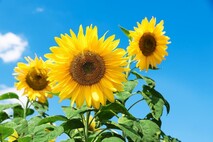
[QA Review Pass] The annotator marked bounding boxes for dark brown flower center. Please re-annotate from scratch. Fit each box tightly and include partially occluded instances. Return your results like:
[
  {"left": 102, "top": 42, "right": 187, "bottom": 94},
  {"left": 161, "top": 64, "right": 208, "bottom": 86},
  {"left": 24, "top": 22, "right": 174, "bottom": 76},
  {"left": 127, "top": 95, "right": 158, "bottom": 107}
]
[
  {"left": 139, "top": 33, "right": 156, "bottom": 56},
  {"left": 70, "top": 50, "right": 105, "bottom": 85},
  {"left": 26, "top": 67, "right": 48, "bottom": 90}
]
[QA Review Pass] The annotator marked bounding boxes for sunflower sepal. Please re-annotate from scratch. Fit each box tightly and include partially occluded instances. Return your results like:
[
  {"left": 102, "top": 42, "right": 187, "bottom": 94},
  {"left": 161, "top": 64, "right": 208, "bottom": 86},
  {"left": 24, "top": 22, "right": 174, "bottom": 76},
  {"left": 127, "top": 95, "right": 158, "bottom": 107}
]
[
  {"left": 149, "top": 65, "right": 159, "bottom": 70},
  {"left": 119, "top": 25, "right": 132, "bottom": 40}
]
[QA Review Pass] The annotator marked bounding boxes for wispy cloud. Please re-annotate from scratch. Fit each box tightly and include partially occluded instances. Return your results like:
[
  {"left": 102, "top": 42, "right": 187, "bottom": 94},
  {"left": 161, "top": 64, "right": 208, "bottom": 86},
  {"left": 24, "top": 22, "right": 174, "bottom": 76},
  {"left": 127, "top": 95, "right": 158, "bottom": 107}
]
[
  {"left": 35, "top": 7, "right": 44, "bottom": 13},
  {"left": 0, "top": 32, "right": 28, "bottom": 63}
]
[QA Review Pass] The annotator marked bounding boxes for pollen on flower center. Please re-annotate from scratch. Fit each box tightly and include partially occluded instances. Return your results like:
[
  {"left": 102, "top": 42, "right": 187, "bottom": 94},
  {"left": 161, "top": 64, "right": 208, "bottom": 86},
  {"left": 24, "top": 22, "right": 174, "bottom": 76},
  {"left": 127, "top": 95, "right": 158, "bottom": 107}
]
[
  {"left": 26, "top": 67, "right": 48, "bottom": 90},
  {"left": 139, "top": 33, "right": 156, "bottom": 56},
  {"left": 70, "top": 50, "right": 105, "bottom": 85}
]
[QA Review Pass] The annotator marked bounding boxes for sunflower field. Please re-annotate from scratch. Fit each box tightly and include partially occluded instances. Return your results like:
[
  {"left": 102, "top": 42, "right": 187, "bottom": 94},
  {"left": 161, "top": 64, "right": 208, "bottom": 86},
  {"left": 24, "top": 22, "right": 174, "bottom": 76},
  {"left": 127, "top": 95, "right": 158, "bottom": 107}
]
[{"left": 0, "top": 17, "right": 180, "bottom": 142}]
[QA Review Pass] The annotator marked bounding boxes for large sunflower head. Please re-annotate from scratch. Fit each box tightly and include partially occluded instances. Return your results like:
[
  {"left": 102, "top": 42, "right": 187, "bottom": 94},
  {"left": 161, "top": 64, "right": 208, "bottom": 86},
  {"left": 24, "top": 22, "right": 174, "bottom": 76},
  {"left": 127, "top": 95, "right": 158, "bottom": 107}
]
[
  {"left": 14, "top": 56, "right": 52, "bottom": 103},
  {"left": 45, "top": 25, "right": 127, "bottom": 109},
  {"left": 127, "top": 17, "right": 170, "bottom": 70}
]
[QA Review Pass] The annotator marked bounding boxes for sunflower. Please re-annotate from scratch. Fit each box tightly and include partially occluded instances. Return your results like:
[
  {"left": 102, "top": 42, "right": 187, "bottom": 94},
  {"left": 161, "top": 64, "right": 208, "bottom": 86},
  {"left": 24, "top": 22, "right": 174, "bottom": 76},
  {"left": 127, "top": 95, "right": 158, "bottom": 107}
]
[
  {"left": 127, "top": 17, "right": 170, "bottom": 70},
  {"left": 8, "top": 130, "right": 18, "bottom": 142},
  {"left": 14, "top": 56, "right": 52, "bottom": 103},
  {"left": 45, "top": 25, "right": 127, "bottom": 109},
  {"left": 88, "top": 116, "right": 99, "bottom": 132}
]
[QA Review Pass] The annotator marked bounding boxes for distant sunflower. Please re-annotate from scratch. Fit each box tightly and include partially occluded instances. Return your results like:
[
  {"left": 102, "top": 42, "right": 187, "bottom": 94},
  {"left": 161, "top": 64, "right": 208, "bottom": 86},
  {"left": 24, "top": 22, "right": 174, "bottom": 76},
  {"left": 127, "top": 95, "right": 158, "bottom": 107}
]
[
  {"left": 8, "top": 130, "right": 18, "bottom": 142},
  {"left": 127, "top": 17, "right": 170, "bottom": 70},
  {"left": 14, "top": 56, "right": 52, "bottom": 103},
  {"left": 88, "top": 116, "right": 99, "bottom": 132},
  {"left": 45, "top": 25, "right": 127, "bottom": 109}
]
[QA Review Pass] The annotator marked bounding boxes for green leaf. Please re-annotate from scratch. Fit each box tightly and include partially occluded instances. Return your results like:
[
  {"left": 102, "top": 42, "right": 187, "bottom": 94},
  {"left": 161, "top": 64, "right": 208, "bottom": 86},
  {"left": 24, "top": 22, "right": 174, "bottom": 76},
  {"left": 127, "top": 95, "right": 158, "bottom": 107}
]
[
  {"left": 141, "top": 87, "right": 163, "bottom": 120},
  {"left": 38, "top": 115, "right": 68, "bottom": 125},
  {"left": 3, "top": 117, "right": 28, "bottom": 136},
  {"left": 143, "top": 85, "right": 170, "bottom": 118},
  {"left": 123, "top": 80, "right": 138, "bottom": 92},
  {"left": 12, "top": 117, "right": 28, "bottom": 135},
  {"left": 26, "top": 108, "right": 34, "bottom": 116},
  {"left": 61, "top": 118, "right": 84, "bottom": 134},
  {"left": 61, "top": 139, "right": 75, "bottom": 142},
  {"left": 13, "top": 105, "right": 34, "bottom": 118},
  {"left": 102, "top": 137, "right": 124, "bottom": 142},
  {"left": 137, "top": 120, "right": 161, "bottom": 142},
  {"left": 1, "top": 120, "right": 17, "bottom": 128},
  {"left": 18, "top": 136, "right": 32, "bottom": 142},
  {"left": 106, "top": 121, "right": 142, "bottom": 142},
  {"left": 0, "top": 92, "right": 19, "bottom": 100},
  {"left": 13, "top": 105, "right": 24, "bottom": 117},
  {"left": 28, "top": 116, "right": 42, "bottom": 133},
  {"left": 47, "top": 126, "right": 64, "bottom": 141},
  {"left": 115, "top": 80, "right": 138, "bottom": 103},
  {"left": 115, "top": 91, "right": 132, "bottom": 103},
  {"left": 131, "top": 71, "right": 155, "bottom": 88},
  {"left": 62, "top": 106, "right": 93, "bottom": 119},
  {"left": 0, "top": 111, "right": 9, "bottom": 122},
  {"left": 0, "top": 126, "right": 14, "bottom": 139},
  {"left": 90, "top": 131, "right": 124, "bottom": 142},
  {"left": 32, "top": 101, "right": 48, "bottom": 116},
  {"left": 161, "top": 133, "right": 181, "bottom": 142},
  {"left": 33, "top": 124, "right": 55, "bottom": 142},
  {"left": 97, "top": 101, "right": 135, "bottom": 122},
  {"left": 0, "top": 103, "right": 19, "bottom": 112},
  {"left": 119, "top": 25, "right": 132, "bottom": 40},
  {"left": 145, "top": 113, "right": 162, "bottom": 127},
  {"left": 118, "top": 116, "right": 161, "bottom": 142}
]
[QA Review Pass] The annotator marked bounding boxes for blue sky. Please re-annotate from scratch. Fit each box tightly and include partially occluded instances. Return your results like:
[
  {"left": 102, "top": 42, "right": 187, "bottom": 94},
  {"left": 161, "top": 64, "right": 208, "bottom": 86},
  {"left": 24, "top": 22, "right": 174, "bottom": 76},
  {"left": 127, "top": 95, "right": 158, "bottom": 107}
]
[{"left": 0, "top": 0, "right": 213, "bottom": 141}]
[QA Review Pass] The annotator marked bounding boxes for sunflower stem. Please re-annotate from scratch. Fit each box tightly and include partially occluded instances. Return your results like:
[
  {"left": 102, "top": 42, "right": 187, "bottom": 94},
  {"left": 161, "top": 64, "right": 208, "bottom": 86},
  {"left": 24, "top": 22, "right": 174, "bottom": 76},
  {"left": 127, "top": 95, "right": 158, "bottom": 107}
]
[
  {"left": 0, "top": 133, "right": 3, "bottom": 142},
  {"left": 23, "top": 99, "right": 30, "bottom": 119},
  {"left": 126, "top": 56, "right": 134, "bottom": 78},
  {"left": 127, "top": 98, "right": 144, "bottom": 111},
  {"left": 91, "top": 128, "right": 108, "bottom": 142},
  {"left": 84, "top": 111, "right": 90, "bottom": 142}
]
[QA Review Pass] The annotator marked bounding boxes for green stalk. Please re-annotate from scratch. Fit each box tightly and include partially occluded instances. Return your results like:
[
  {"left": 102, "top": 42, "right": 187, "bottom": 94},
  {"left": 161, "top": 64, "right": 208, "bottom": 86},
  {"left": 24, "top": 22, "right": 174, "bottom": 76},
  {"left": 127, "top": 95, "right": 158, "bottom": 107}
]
[
  {"left": 80, "top": 114, "right": 86, "bottom": 141},
  {"left": 23, "top": 100, "right": 30, "bottom": 119},
  {"left": 84, "top": 111, "right": 90, "bottom": 142},
  {"left": 127, "top": 98, "right": 144, "bottom": 111},
  {"left": 0, "top": 133, "right": 3, "bottom": 142},
  {"left": 126, "top": 56, "right": 134, "bottom": 78},
  {"left": 91, "top": 128, "right": 108, "bottom": 142}
]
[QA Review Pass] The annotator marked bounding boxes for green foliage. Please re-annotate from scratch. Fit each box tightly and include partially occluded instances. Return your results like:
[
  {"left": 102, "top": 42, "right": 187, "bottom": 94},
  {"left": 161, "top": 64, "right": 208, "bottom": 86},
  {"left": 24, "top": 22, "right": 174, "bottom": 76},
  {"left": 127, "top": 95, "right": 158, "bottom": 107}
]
[
  {"left": 0, "top": 126, "right": 14, "bottom": 140},
  {"left": 0, "top": 70, "right": 179, "bottom": 142},
  {"left": 38, "top": 115, "right": 68, "bottom": 125},
  {"left": 0, "top": 92, "right": 19, "bottom": 100},
  {"left": 0, "top": 69, "right": 179, "bottom": 142},
  {"left": 13, "top": 105, "right": 34, "bottom": 118},
  {"left": 142, "top": 85, "right": 170, "bottom": 116},
  {"left": 102, "top": 137, "right": 124, "bottom": 142},
  {"left": 0, "top": 103, "right": 19, "bottom": 112},
  {"left": 62, "top": 105, "right": 94, "bottom": 119},
  {"left": 0, "top": 111, "right": 9, "bottom": 123},
  {"left": 115, "top": 80, "right": 138, "bottom": 103},
  {"left": 131, "top": 71, "right": 155, "bottom": 88},
  {"left": 32, "top": 101, "right": 49, "bottom": 116},
  {"left": 96, "top": 101, "right": 135, "bottom": 122}
]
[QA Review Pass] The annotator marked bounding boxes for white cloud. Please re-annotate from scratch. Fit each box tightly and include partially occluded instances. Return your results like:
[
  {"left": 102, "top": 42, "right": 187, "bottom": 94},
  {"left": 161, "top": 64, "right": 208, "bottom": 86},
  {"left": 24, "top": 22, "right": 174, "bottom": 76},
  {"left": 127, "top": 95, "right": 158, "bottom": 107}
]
[
  {"left": 35, "top": 7, "right": 44, "bottom": 13},
  {"left": 0, "top": 32, "right": 28, "bottom": 63}
]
